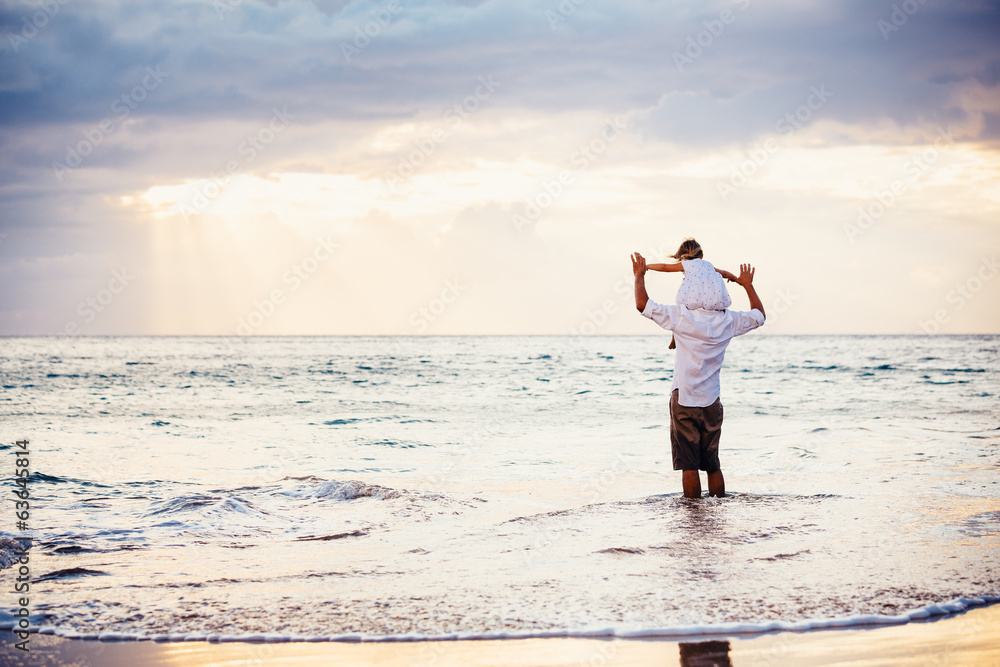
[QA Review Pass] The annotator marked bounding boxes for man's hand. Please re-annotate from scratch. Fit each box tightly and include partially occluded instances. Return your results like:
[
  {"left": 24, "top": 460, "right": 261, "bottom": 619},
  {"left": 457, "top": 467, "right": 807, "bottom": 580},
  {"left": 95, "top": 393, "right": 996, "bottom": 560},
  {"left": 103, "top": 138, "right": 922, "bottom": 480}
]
[
  {"left": 632, "top": 252, "right": 647, "bottom": 277},
  {"left": 734, "top": 263, "right": 764, "bottom": 319},
  {"left": 735, "top": 263, "right": 755, "bottom": 288},
  {"left": 632, "top": 252, "right": 649, "bottom": 312}
]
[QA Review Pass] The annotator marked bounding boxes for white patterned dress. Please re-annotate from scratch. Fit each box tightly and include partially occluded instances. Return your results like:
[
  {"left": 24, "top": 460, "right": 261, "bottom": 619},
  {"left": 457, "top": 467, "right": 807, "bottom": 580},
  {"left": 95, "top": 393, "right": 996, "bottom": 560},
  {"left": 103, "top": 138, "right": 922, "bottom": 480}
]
[{"left": 676, "top": 258, "right": 732, "bottom": 311}]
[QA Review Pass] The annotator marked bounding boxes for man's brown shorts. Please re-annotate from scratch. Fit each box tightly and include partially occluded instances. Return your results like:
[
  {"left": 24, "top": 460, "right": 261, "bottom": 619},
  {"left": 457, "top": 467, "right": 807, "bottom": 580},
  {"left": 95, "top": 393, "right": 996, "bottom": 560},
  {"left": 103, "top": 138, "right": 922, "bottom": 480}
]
[{"left": 669, "top": 389, "right": 723, "bottom": 472}]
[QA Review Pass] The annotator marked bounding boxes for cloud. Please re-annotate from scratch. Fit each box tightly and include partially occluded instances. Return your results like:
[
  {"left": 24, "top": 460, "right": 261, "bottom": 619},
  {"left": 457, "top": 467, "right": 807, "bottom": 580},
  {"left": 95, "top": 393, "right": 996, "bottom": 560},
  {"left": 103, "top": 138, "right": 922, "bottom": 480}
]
[
  {"left": 1, "top": 0, "right": 999, "bottom": 334},
  {"left": 1, "top": 0, "right": 995, "bottom": 135}
]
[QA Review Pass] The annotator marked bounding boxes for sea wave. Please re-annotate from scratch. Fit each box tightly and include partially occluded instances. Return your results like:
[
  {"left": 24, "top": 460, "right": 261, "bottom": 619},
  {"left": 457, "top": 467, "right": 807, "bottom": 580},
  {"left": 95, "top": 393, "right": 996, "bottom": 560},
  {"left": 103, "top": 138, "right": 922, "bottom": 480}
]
[
  {"left": 0, "top": 596, "right": 996, "bottom": 643},
  {"left": 276, "top": 477, "right": 402, "bottom": 501},
  {"left": 144, "top": 493, "right": 274, "bottom": 519},
  {"left": 0, "top": 537, "right": 30, "bottom": 570}
]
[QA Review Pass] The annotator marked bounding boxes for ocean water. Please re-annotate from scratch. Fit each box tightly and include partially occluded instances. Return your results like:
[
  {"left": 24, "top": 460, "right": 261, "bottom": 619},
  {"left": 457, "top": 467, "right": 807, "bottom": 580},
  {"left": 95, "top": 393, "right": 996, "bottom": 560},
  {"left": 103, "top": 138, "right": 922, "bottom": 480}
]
[{"left": 0, "top": 334, "right": 998, "bottom": 641}]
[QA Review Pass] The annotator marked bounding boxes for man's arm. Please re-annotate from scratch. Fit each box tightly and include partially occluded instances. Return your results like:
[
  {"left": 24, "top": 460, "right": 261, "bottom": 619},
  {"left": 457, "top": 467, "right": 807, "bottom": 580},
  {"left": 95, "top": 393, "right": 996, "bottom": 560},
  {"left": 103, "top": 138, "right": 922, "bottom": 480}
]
[
  {"left": 632, "top": 252, "right": 649, "bottom": 312},
  {"left": 734, "top": 263, "right": 765, "bottom": 319},
  {"left": 647, "top": 262, "right": 683, "bottom": 273}
]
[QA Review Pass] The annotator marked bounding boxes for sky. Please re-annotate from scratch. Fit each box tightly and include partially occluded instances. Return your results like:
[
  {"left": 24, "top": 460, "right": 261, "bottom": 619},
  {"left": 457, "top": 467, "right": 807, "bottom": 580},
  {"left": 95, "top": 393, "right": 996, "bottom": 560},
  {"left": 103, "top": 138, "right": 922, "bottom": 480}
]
[{"left": 1, "top": 0, "right": 998, "bottom": 336}]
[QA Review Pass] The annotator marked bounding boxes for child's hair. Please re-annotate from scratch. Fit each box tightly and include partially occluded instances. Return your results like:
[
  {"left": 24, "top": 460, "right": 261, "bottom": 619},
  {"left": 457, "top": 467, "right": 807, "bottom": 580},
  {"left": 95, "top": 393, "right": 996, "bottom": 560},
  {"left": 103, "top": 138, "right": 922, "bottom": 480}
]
[{"left": 671, "top": 237, "right": 704, "bottom": 261}]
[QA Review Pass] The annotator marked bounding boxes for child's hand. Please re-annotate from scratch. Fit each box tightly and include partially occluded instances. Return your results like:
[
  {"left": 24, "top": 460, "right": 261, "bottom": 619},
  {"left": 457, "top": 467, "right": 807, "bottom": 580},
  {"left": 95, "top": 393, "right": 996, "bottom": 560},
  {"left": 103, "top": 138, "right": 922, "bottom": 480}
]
[{"left": 719, "top": 270, "right": 737, "bottom": 282}]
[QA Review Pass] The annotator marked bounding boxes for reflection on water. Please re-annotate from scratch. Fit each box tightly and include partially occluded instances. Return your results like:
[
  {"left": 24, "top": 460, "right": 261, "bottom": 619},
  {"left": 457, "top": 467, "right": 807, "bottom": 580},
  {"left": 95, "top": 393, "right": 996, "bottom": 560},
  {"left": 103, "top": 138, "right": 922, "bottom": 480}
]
[{"left": 679, "top": 640, "right": 732, "bottom": 667}]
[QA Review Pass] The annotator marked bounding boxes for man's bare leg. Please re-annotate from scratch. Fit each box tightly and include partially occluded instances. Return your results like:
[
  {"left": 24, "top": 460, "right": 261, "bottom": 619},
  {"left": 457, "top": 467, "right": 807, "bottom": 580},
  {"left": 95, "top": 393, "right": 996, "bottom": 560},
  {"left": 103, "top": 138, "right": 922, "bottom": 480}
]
[
  {"left": 682, "top": 470, "right": 701, "bottom": 498},
  {"left": 707, "top": 470, "right": 725, "bottom": 497}
]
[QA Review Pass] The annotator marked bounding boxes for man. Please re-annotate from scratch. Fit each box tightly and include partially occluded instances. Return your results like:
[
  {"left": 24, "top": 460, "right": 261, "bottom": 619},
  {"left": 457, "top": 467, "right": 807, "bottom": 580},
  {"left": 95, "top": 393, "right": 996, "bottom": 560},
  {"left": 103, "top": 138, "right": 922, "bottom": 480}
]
[{"left": 631, "top": 252, "right": 765, "bottom": 499}]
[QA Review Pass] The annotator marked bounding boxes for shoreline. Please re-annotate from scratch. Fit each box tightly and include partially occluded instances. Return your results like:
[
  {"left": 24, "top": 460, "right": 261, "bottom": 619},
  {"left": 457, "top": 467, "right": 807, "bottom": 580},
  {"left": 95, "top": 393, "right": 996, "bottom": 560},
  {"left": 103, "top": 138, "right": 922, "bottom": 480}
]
[
  {"left": 4, "top": 595, "right": 997, "bottom": 643},
  {"left": 3, "top": 604, "right": 998, "bottom": 666}
]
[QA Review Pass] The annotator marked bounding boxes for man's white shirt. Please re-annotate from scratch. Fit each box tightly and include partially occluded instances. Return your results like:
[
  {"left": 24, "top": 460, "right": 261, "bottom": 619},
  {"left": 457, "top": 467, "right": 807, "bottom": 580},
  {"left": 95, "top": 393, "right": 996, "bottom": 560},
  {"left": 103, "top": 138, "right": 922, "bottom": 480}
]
[{"left": 641, "top": 300, "right": 765, "bottom": 407}]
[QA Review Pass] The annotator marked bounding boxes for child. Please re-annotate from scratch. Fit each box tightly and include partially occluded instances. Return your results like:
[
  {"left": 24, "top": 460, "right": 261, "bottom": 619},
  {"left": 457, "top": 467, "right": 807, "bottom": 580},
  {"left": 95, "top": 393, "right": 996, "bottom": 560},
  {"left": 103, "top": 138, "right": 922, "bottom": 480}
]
[{"left": 647, "top": 238, "right": 737, "bottom": 349}]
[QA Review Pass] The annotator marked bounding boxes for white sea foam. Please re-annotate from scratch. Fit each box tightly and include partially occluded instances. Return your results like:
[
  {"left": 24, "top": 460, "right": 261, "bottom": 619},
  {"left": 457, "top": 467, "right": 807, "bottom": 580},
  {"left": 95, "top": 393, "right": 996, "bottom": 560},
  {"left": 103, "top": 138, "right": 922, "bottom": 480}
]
[{"left": 3, "top": 597, "right": 997, "bottom": 643}]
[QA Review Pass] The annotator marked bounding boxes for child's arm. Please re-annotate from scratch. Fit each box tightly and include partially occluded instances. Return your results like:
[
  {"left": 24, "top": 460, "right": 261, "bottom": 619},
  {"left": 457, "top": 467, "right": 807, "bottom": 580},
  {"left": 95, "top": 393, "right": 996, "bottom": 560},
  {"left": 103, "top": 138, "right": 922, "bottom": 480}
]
[
  {"left": 647, "top": 262, "right": 683, "bottom": 273},
  {"left": 715, "top": 267, "right": 737, "bottom": 282}
]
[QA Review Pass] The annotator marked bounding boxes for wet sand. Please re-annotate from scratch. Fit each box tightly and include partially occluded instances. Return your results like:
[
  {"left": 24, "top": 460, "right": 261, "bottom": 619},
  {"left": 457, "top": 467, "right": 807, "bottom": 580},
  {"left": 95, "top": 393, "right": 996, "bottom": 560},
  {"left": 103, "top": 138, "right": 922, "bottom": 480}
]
[{"left": 2, "top": 604, "right": 997, "bottom": 666}]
